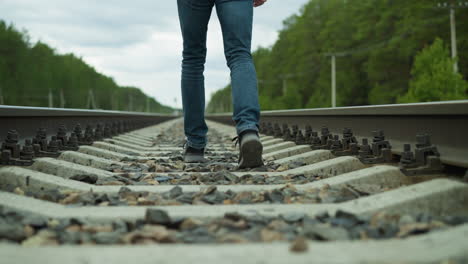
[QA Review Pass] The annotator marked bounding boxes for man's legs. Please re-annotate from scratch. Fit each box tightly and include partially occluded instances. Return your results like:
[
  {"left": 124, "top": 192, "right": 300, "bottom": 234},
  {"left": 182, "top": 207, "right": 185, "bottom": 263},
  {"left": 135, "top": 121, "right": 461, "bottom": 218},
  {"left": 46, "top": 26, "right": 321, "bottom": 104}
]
[
  {"left": 215, "top": 0, "right": 260, "bottom": 135},
  {"left": 216, "top": 0, "right": 263, "bottom": 168},
  {"left": 177, "top": 0, "right": 214, "bottom": 149}
]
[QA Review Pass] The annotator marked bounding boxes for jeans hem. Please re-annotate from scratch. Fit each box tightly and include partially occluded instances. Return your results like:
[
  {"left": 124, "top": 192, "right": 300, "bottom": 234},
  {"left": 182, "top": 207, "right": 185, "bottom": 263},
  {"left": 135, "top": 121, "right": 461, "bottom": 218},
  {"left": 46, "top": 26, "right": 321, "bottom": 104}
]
[
  {"left": 186, "top": 140, "right": 206, "bottom": 150},
  {"left": 236, "top": 125, "right": 259, "bottom": 135}
]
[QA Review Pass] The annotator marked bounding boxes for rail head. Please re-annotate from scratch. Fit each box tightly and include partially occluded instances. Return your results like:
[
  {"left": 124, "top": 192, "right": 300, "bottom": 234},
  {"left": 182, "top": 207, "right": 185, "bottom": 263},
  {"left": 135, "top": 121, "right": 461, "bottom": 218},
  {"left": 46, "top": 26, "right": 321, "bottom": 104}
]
[
  {"left": 207, "top": 100, "right": 468, "bottom": 117},
  {"left": 0, "top": 105, "right": 177, "bottom": 117}
]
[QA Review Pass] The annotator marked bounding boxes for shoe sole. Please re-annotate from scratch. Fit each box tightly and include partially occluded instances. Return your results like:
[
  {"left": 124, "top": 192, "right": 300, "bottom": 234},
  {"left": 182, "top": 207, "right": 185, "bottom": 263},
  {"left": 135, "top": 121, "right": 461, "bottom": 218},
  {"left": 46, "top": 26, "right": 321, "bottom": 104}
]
[
  {"left": 239, "top": 138, "right": 263, "bottom": 169},
  {"left": 184, "top": 155, "right": 207, "bottom": 163}
]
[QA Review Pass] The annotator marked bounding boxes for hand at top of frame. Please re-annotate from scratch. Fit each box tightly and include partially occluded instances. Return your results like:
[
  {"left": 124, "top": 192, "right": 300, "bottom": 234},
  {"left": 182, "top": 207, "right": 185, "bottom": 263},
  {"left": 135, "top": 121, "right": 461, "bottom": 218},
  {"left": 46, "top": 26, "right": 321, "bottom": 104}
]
[{"left": 254, "top": 0, "right": 267, "bottom": 7}]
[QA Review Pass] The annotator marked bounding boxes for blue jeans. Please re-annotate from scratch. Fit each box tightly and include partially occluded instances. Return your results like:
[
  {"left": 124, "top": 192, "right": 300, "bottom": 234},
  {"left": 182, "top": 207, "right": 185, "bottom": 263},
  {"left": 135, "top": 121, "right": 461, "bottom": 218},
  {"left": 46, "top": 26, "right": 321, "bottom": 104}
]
[{"left": 177, "top": 0, "right": 260, "bottom": 149}]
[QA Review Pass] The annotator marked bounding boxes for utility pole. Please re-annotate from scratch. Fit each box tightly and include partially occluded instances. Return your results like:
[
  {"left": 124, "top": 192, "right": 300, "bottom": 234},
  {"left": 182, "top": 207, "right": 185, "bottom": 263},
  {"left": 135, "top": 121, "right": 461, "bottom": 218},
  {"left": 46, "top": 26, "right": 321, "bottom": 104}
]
[
  {"left": 60, "top": 89, "right": 65, "bottom": 108},
  {"left": 87, "top": 89, "right": 97, "bottom": 109},
  {"left": 48, "top": 88, "right": 53, "bottom": 108},
  {"left": 325, "top": 52, "right": 347, "bottom": 108},
  {"left": 436, "top": 1, "right": 468, "bottom": 73},
  {"left": 174, "top": 97, "right": 178, "bottom": 115},
  {"left": 331, "top": 55, "right": 336, "bottom": 108},
  {"left": 146, "top": 97, "right": 150, "bottom": 113},
  {"left": 279, "top": 74, "right": 295, "bottom": 96},
  {"left": 450, "top": 7, "right": 457, "bottom": 73}
]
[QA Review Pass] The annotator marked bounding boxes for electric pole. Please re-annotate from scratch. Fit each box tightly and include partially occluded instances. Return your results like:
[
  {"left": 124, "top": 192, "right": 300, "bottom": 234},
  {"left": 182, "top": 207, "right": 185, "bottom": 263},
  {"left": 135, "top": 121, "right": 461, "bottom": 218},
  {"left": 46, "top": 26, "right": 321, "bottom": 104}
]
[
  {"left": 325, "top": 52, "right": 347, "bottom": 108},
  {"left": 146, "top": 97, "right": 150, "bottom": 113},
  {"left": 60, "top": 89, "right": 65, "bottom": 108},
  {"left": 331, "top": 55, "right": 336, "bottom": 108},
  {"left": 87, "top": 89, "right": 97, "bottom": 109},
  {"left": 174, "top": 97, "right": 178, "bottom": 115},
  {"left": 436, "top": 1, "right": 468, "bottom": 73},
  {"left": 279, "top": 74, "right": 298, "bottom": 96},
  {"left": 48, "top": 88, "right": 53, "bottom": 108}
]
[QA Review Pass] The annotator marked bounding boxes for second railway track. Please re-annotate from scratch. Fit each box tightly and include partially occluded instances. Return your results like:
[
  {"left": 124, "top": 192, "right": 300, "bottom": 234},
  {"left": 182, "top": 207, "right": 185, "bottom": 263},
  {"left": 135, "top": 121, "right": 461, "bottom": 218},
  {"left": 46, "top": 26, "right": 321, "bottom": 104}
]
[{"left": 0, "top": 101, "right": 468, "bottom": 264}]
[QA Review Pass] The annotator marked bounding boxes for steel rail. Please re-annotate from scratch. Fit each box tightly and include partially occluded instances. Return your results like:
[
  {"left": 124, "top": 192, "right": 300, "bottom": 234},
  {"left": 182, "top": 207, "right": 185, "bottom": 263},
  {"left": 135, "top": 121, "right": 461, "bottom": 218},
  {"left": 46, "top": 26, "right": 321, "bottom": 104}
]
[
  {"left": 207, "top": 100, "right": 468, "bottom": 168},
  {"left": 0, "top": 106, "right": 177, "bottom": 142}
]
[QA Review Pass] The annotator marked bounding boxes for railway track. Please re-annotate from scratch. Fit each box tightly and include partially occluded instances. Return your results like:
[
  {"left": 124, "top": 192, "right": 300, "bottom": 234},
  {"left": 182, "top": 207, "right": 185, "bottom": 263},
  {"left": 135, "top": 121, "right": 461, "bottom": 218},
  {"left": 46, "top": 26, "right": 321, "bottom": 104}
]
[{"left": 0, "top": 102, "right": 467, "bottom": 264}]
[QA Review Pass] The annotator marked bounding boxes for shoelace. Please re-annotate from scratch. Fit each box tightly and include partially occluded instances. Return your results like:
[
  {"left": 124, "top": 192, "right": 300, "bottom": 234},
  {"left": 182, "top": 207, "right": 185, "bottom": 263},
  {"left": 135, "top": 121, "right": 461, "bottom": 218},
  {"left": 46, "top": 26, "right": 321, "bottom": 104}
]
[
  {"left": 232, "top": 136, "right": 242, "bottom": 163},
  {"left": 232, "top": 136, "right": 240, "bottom": 147}
]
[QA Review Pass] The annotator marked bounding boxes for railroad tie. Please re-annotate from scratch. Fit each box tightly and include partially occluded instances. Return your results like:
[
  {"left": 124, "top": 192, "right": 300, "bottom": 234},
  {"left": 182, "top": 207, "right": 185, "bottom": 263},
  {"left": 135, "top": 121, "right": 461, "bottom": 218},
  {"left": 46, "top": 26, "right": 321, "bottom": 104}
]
[{"left": 1, "top": 105, "right": 468, "bottom": 264}]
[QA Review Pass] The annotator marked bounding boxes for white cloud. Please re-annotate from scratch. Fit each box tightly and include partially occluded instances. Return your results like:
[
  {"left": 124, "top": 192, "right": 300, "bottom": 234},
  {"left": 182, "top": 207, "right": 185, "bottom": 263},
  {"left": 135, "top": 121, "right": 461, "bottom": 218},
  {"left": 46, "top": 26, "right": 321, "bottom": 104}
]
[{"left": 0, "top": 0, "right": 309, "bottom": 108}]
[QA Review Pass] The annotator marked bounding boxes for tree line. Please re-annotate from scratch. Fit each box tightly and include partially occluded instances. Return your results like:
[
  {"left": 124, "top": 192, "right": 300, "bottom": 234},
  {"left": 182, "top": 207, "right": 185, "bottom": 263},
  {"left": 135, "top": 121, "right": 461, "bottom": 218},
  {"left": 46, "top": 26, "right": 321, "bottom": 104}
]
[
  {"left": 207, "top": 0, "right": 468, "bottom": 113},
  {"left": 0, "top": 21, "right": 173, "bottom": 113}
]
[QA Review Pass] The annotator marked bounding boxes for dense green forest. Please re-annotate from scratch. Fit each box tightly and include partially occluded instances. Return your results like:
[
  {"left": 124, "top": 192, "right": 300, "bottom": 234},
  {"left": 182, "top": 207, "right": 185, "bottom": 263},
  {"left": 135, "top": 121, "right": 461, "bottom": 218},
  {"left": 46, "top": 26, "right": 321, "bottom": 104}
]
[
  {"left": 207, "top": 0, "right": 468, "bottom": 112},
  {"left": 0, "top": 21, "right": 173, "bottom": 113}
]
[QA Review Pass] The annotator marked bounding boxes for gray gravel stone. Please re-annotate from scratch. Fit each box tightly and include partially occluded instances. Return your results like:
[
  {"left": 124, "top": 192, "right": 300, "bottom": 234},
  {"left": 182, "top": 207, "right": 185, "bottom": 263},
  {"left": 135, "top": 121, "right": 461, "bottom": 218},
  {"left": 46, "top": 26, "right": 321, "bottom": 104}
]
[
  {"left": 155, "top": 176, "right": 172, "bottom": 182},
  {"left": 168, "top": 186, "right": 183, "bottom": 199},
  {"left": 264, "top": 190, "right": 284, "bottom": 203},
  {"left": 282, "top": 212, "right": 305, "bottom": 223},
  {"left": 93, "top": 231, "right": 122, "bottom": 244},
  {"left": 303, "top": 224, "right": 350, "bottom": 241},
  {"left": 224, "top": 172, "right": 239, "bottom": 183},
  {"left": 202, "top": 191, "right": 225, "bottom": 204},
  {"left": 70, "top": 174, "right": 98, "bottom": 184},
  {"left": 0, "top": 222, "right": 25, "bottom": 242},
  {"left": 79, "top": 192, "right": 96, "bottom": 205},
  {"left": 331, "top": 210, "right": 360, "bottom": 228},
  {"left": 58, "top": 231, "right": 81, "bottom": 244},
  {"left": 22, "top": 215, "right": 48, "bottom": 228},
  {"left": 399, "top": 215, "right": 416, "bottom": 225},
  {"left": 112, "top": 220, "right": 129, "bottom": 233},
  {"left": 145, "top": 209, "right": 172, "bottom": 225},
  {"left": 176, "top": 193, "right": 194, "bottom": 204}
]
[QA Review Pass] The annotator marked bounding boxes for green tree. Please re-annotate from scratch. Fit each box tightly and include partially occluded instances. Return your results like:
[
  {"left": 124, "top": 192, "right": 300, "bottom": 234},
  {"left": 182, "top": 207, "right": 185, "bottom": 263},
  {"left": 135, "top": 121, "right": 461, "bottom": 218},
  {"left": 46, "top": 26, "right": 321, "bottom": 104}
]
[
  {"left": 0, "top": 20, "right": 173, "bottom": 113},
  {"left": 207, "top": 0, "right": 468, "bottom": 112},
  {"left": 399, "top": 38, "right": 468, "bottom": 103}
]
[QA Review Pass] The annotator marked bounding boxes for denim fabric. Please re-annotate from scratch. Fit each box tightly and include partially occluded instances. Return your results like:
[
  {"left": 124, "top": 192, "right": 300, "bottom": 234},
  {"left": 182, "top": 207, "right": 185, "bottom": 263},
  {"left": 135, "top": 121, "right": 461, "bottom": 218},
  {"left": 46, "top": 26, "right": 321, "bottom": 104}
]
[{"left": 177, "top": 0, "right": 260, "bottom": 150}]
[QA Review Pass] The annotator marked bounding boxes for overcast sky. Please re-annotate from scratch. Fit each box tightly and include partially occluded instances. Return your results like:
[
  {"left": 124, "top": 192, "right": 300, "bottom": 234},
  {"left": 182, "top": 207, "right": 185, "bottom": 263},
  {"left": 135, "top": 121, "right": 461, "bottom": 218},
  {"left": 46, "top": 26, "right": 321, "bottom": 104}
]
[{"left": 1, "top": 0, "right": 309, "bottom": 108}]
